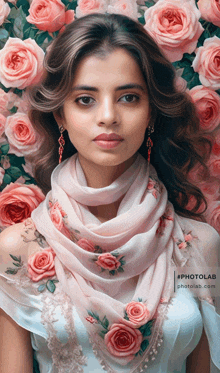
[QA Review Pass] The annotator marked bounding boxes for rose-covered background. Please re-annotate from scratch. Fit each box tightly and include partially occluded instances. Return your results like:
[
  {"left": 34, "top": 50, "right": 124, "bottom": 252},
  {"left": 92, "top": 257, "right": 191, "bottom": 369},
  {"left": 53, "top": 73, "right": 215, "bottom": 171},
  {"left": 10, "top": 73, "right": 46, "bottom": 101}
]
[{"left": 0, "top": 0, "right": 220, "bottom": 233}]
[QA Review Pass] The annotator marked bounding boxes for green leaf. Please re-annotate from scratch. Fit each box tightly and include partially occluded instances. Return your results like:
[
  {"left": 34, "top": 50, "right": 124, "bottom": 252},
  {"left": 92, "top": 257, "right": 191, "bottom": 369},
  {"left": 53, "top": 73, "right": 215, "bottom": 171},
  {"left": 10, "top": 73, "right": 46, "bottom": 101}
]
[
  {"left": 9, "top": 106, "right": 18, "bottom": 114},
  {"left": 0, "top": 29, "right": 9, "bottom": 40},
  {"left": 7, "top": 166, "right": 22, "bottom": 178},
  {"left": 53, "top": 279, "right": 59, "bottom": 283},
  {"left": 35, "top": 31, "right": 48, "bottom": 45},
  {"left": 46, "top": 280, "right": 56, "bottom": 293},
  {"left": 1, "top": 144, "right": 9, "bottom": 155},
  {"left": 109, "top": 270, "right": 115, "bottom": 275},
  {"left": 38, "top": 284, "right": 46, "bottom": 293},
  {"left": 5, "top": 268, "right": 18, "bottom": 275},
  {"left": 99, "top": 331, "right": 105, "bottom": 339},
  {"left": 13, "top": 262, "right": 22, "bottom": 267},
  {"left": 138, "top": 298, "right": 143, "bottom": 302},
  {"left": 2, "top": 173, "right": 11, "bottom": 185},
  {"left": 117, "top": 266, "right": 124, "bottom": 272},
  {"left": 101, "top": 315, "right": 109, "bottom": 330},
  {"left": 139, "top": 319, "right": 154, "bottom": 337},
  {"left": 141, "top": 339, "right": 149, "bottom": 352},
  {"left": 9, "top": 254, "right": 21, "bottom": 262}
]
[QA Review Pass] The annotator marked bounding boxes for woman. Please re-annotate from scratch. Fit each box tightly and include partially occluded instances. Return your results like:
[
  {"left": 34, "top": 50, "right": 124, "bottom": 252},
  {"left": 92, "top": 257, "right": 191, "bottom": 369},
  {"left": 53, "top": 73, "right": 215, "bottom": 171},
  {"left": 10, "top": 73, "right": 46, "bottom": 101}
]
[{"left": 0, "top": 13, "right": 219, "bottom": 373}]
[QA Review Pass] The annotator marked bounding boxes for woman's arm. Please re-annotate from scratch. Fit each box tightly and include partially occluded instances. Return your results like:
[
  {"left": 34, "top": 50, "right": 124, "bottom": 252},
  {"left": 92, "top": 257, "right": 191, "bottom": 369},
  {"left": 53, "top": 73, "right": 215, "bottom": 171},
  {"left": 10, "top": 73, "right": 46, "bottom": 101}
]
[
  {"left": 0, "top": 308, "right": 33, "bottom": 373},
  {"left": 186, "top": 328, "right": 210, "bottom": 373}
]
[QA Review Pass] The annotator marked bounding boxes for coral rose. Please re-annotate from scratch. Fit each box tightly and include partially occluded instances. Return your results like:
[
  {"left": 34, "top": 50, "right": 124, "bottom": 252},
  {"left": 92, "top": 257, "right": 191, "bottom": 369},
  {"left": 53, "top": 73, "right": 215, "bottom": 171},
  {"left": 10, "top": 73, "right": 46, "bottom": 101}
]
[
  {"left": 0, "top": 113, "right": 6, "bottom": 137},
  {"left": 178, "top": 241, "right": 187, "bottom": 250},
  {"left": 0, "top": 167, "right": 5, "bottom": 186},
  {"left": 96, "top": 253, "right": 121, "bottom": 270},
  {"left": 5, "top": 113, "right": 43, "bottom": 157},
  {"left": 28, "top": 248, "right": 56, "bottom": 282},
  {"left": 77, "top": 238, "right": 96, "bottom": 252},
  {"left": 184, "top": 234, "right": 192, "bottom": 242},
  {"left": 0, "top": 88, "right": 10, "bottom": 117},
  {"left": 188, "top": 86, "right": 220, "bottom": 132},
  {"left": 125, "top": 302, "right": 150, "bottom": 328},
  {"left": 0, "top": 183, "right": 45, "bottom": 227},
  {"left": 205, "top": 201, "right": 220, "bottom": 234},
  {"left": 209, "top": 156, "right": 220, "bottom": 179},
  {"left": 192, "top": 36, "right": 220, "bottom": 91},
  {"left": 75, "top": 0, "right": 107, "bottom": 18},
  {"left": 49, "top": 201, "right": 66, "bottom": 231},
  {"left": 0, "top": 0, "right": 10, "bottom": 26},
  {"left": 85, "top": 316, "right": 98, "bottom": 324},
  {"left": 104, "top": 323, "right": 143, "bottom": 360},
  {"left": 27, "top": 0, "right": 66, "bottom": 33},
  {"left": 200, "top": 180, "right": 220, "bottom": 202},
  {"left": 144, "top": 0, "right": 204, "bottom": 62},
  {"left": 107, "top": 0, "right": 140, "bottom": 20},
  {"left": 0, "top": 37, "right": 44, "bottom": 89},
  {"left": 212, "top": 132, "right": 220, "bottom": 157},
  {"left": 198, "top": 0, "right": 220, "bottom": 28}
]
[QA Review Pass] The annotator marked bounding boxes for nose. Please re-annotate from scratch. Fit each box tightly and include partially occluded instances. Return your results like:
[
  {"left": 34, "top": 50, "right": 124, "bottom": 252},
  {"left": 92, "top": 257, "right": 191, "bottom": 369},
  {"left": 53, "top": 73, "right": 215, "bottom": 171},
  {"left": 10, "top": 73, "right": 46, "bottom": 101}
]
[{"left": 97, "top": 97, "right": 120, "bottom": 127}]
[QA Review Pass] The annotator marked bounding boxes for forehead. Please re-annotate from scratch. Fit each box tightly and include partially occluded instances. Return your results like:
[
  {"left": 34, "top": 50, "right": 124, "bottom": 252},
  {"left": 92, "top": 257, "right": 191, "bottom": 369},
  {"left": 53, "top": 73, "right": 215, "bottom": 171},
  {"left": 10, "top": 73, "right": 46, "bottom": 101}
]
[{"left": 72, "top": 48, "right": 146, "bottom": 88}]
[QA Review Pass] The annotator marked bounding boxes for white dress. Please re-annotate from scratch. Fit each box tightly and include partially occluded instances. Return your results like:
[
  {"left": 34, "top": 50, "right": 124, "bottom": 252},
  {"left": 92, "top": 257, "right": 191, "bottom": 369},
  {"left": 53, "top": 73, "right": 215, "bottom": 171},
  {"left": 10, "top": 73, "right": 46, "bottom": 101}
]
[{"left": 0, "top": 216, "right": 220, "bottom": 373}]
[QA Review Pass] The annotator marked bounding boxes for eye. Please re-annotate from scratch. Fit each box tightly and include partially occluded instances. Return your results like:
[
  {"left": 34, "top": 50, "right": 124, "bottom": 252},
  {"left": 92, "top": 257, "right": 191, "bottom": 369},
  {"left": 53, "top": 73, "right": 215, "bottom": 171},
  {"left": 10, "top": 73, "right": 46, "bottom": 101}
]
[
  {"left": 119, "top": 94, "right": 140, "bottom": 103},
  {"left": 75, "top": 96, "right": 95, "bottom": 105}
]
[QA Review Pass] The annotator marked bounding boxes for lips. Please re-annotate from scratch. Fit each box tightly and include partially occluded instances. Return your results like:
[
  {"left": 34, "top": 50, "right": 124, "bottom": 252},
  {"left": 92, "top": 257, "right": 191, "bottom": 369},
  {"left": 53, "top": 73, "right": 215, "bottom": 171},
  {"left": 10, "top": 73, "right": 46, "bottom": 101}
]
[{"left": 94, "top": 133, "right": 123, "bottom": 141}]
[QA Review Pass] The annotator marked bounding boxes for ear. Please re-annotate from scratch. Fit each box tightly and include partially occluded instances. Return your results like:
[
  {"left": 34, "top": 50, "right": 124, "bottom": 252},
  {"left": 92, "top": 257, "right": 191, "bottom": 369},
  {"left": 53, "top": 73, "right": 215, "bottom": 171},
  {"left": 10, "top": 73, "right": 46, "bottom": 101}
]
[{"left": 53, "top": 110, "right": 65, "bottom": 129}]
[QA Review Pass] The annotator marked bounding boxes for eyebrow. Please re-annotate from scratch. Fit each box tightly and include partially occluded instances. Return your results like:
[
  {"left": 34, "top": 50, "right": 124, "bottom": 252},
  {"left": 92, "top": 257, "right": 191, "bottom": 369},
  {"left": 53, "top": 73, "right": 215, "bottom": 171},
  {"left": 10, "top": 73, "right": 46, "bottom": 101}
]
[{"left": 71, "top": 84, "right": 145, "bottom": 92}]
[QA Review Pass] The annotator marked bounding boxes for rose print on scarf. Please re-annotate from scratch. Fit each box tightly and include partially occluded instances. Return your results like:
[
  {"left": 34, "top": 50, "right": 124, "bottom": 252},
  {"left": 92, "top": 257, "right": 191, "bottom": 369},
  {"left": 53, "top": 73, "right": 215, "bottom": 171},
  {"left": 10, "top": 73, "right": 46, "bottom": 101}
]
[
  {"left": 28, "top": 248, "right": 59, "bottom": 293},
  {"left": 77, "top": 238, "right": 103, "bottom": 253},
  {"left": 4, "top": 249, "right": 59, "bottom": 293},
  {"left": 49, "top": 200, "right": 67, "bottom": 231},
  {"left": 85, "top": 303, "right": 154, "bottom": 361},
  {"left": 124, "top": 301, "right": 150, "bottom": 328},
  {"left": 156, "top": 206, "right": 174, "bottom": 235},
  {"left": 93, "top": 252, "right": 125, "bottom": 275},
  {"left": 175, "top": 230, "right": 195, "bottom": 250},
  {"left": 147, "top": 177, "right": 162, "bottom": 199}
]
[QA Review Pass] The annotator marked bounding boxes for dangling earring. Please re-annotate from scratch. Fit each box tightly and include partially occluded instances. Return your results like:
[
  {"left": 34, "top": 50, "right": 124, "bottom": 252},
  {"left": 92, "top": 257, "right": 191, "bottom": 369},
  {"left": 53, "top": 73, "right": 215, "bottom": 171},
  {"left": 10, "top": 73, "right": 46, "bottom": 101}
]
[
  {"left": 146, "top": 124, "right": 154, "bottom": 164},
  {"left": 58, "top": 125, "right": 65, "bottom": 164}
]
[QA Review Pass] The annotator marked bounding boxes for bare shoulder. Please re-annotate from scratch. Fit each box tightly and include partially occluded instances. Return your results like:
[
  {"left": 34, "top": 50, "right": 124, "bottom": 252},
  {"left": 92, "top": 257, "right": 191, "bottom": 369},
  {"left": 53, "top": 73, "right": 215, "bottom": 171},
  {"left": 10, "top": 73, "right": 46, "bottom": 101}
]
[{"left": 0, "top": 218, "right": 49, "bottom": 267}]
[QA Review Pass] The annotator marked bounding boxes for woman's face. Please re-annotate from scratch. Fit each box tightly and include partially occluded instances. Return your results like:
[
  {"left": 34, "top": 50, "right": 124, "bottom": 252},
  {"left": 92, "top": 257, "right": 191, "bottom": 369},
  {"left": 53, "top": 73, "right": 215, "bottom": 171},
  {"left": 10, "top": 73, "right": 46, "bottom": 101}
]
[{"left": 55, "top": 48, "right": 150, "bottom": 172}]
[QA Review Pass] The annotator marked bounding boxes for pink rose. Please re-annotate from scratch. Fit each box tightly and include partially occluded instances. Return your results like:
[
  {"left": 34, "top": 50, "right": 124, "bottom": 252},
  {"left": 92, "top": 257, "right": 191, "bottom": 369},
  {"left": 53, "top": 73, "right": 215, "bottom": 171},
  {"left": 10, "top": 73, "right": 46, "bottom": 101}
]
[
  {"left": 192, "top": 36, "right": 220, "bottom": 91},
  {"left": 125, "top": 301, "right": 150, "bottom": 328},
  {"left": 1, "top": 155, "right": 10, "bottom": 170},
  {"left": 22, "top": 159, "right": 34, "bottom": 177},
  {"left": 75, "top": 0, "right": 107, "bottom": 18},
  {"left": 96, "top": 253, "right": 121, "bottom": 270},
  {"left": 0, "top": 37, "right": 44, "bottom": 89},
  {"left": 209, "top": 156, "right": 220, "bottom": 179},
  {"left": 212, "top": 131, "right": 220, "bottom": 157},
  {"left": 85, "top": 316, "right": 98, "bottom": 324},
  {"left": 200, "top": 180, "right": 220, "bottom": 202},
  {"left": 50, "top": 201, "right": 66, "bottom": 231},
  {"left": 0, "top": 167, "right": 5, "bottom": 186},
  {"left": 65, "top": 9, "right": 75, "bottom": 24},
  {"left": 104, "top": 323, "right": 143, "bottom": 360},
  {"left": 144, "top": 0, "right": 204, "bottom": 62},
  {"left": 28, "top": 248, "right": 56, "bottom": 282},
  {"left": 205, "top": 201, "right": 220, "bottom": 234},
  {"left": 147, "top": 178, "right": 156, "bottom": 190},
  {"left": 198, "top": 0, "right": 220, "bottom": 28},
  {"left": 178, "top": 241, "right": 187, "bottom": 250},
  {"left": 0, "top": 0, "right": 10, "bottom": 26},
  {"left": 107, "top": 0, "right": 140, "bottom": 20},
  {"left": 0, "top": 113, "right": 6, "bottom": 137},
  {"left": 0, "top": 88, "right": 10, "bottom": 117},
  {"left": 5, "top": 113, "right": 43, "bottom": 157},
  {"left": 0, "top": 183, "right": 45, "bottom": 227},
  {"left": 27, "top": 0, "right": 66, "bottom": 33},
  {"left": 188, "top": 86, "right": 220, "bottom": 132},
  {"left": 77, "top": 238, "right": 96, "bottom": 252},
  {"left": 184, "top": 234, "right": 192, "bottom": 242}
]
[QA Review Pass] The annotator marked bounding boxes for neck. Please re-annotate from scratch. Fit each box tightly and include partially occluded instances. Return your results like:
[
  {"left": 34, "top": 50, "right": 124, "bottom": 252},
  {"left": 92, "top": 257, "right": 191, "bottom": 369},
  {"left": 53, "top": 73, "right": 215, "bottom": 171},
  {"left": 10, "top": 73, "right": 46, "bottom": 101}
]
[{"left": 78, "top": 153, "right": 138, "bottom": 189}]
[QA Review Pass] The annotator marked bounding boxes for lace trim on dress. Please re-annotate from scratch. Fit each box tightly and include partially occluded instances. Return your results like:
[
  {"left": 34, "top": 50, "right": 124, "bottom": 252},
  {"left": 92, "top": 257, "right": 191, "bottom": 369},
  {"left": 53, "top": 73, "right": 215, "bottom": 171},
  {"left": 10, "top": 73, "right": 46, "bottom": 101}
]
[{"left": 41, "top": 283, "right": 87, "bottom": 373}]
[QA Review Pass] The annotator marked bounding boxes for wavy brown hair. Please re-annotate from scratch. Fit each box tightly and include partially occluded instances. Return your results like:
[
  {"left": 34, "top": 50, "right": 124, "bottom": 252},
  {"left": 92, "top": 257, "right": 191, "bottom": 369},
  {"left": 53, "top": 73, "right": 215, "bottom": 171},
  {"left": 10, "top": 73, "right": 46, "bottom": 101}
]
[{"left": 28, "top": 13, "right": 210, "bottom": 220}]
